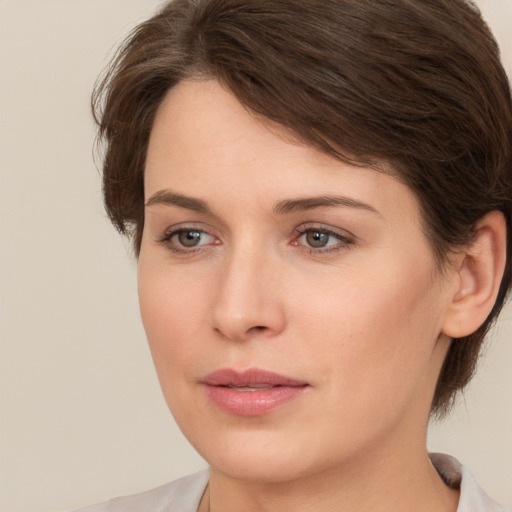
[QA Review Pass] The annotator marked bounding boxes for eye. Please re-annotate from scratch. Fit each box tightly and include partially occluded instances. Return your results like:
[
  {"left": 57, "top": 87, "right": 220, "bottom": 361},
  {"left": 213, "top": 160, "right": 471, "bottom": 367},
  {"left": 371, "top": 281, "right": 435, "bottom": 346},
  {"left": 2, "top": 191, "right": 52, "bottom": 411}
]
[
  {"left": 304, "top": 230, "right": 334, "bottom": 248},
  {"left": 293, "top": 226, "right": 354, "bottom": 253},
  {"left": 158, "top": 227, "right": 218, "bottom": 253},
  {"left": 175, "top": 230, "right": 206, "bottom": 248}
]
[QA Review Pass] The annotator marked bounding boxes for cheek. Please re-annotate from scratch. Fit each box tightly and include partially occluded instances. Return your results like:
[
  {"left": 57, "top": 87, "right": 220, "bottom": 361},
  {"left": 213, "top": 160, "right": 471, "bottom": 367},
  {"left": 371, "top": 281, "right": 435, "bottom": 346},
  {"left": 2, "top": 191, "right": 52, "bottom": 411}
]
[
  {"left": 295, "top": 258, "right": 442, "bottom": 405},
  {"left": 137, "top": 260, "right": 219, "bottom": 431},
  {"left": 137, "top": 261, "right": 212, "bottom": 372}
]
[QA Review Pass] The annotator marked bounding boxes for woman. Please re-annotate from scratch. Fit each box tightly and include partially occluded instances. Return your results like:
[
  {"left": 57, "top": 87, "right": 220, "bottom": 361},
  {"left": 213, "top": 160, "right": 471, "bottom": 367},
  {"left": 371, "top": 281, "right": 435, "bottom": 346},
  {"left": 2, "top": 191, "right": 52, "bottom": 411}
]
[{"left": 78, "top": 0, "right": 512, "bottom": 510}]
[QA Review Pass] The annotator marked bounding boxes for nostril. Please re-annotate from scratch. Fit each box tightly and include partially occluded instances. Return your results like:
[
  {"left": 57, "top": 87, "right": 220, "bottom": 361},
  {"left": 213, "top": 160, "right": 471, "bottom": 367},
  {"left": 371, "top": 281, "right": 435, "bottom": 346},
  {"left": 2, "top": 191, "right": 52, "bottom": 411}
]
[{"left": 250, "top": 326, "right": 267, "bottom": 332}]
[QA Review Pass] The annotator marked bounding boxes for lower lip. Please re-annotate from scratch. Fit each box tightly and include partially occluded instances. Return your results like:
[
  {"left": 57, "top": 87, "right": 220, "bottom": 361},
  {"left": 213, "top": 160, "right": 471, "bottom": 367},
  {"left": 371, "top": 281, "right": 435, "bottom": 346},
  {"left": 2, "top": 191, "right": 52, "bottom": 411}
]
[{"left": 203, "top": 385, "right": 308, "bottom": 416}]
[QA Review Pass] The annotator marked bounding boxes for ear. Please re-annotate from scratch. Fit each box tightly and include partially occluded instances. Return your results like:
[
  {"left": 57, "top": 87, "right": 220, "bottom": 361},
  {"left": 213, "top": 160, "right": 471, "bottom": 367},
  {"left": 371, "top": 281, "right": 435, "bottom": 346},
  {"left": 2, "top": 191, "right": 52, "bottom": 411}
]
[{"left": 442, "top": 211, "right": 507, "bottom": 338}]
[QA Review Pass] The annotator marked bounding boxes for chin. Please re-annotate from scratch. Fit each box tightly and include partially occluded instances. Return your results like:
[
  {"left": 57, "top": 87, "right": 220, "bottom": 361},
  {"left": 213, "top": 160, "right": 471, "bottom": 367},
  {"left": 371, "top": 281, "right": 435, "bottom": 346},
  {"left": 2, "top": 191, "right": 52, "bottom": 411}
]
[
  {"left": 185, "top": 423, "right": 333, "bottom": 484},
  {"left": 209, "top": 451, "right": 312, "bottom": 484}
]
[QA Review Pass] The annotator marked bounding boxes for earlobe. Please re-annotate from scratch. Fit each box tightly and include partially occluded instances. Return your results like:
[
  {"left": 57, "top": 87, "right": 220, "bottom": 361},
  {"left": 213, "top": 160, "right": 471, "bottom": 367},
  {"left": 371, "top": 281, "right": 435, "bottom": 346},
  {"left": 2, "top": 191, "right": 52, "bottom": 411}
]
[{"left": 442, "top": 211, "right": 507, "bottom": 339}]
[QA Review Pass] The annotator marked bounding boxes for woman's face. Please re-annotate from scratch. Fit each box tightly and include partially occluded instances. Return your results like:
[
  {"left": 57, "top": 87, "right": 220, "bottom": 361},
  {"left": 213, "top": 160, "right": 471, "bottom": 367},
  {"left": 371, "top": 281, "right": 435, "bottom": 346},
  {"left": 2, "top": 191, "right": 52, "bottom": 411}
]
[{"left": 139, "top": 80, "right": 457, "bottom": 482}]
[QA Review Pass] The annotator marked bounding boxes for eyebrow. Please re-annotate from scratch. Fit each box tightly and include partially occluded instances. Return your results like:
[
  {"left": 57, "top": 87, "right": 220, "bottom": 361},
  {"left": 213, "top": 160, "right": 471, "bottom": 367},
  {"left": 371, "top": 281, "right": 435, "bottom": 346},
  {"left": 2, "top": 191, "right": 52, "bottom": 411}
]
[
  {"left": 145, "top": 189, "right": 380, "bottom": 216},
  {"left": 145, "top": 190, "right": 211, "bottom": 214},
  {"left": 273, "top": 195, "right": 380, "bottom": 216}
]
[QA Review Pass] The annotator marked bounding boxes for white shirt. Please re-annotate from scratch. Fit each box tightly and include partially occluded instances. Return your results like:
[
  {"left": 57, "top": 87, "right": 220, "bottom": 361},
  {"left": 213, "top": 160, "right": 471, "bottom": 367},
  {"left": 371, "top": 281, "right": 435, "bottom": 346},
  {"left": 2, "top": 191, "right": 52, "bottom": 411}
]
[{"left": 72, "top": 453, "right": 506, "bottom": 512}]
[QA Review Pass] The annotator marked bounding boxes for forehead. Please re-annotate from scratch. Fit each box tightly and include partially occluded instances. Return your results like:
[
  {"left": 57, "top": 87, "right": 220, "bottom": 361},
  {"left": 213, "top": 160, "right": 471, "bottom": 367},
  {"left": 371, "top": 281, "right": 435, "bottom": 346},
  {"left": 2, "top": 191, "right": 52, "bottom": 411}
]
[{"left": 145, "top": 79, "right": 421, "bottom": 224}]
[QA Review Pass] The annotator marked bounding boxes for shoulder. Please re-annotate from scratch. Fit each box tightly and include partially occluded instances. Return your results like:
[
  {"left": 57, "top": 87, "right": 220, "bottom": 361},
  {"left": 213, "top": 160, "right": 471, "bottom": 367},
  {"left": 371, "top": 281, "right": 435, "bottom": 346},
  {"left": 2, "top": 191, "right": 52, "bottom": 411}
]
[
  {"left": 70, "top": 470, "right": 209, "bottom": 512},
  {"left": 430, "top": 453, "right": 507, "bottom": 512}
]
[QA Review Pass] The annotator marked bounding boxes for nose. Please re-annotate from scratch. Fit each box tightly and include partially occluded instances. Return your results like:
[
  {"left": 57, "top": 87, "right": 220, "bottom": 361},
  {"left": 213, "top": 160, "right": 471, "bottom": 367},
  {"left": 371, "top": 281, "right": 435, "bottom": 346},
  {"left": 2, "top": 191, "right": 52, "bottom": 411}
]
[{"left": 211, "top": 246, "right": 286, "bottom": 342}]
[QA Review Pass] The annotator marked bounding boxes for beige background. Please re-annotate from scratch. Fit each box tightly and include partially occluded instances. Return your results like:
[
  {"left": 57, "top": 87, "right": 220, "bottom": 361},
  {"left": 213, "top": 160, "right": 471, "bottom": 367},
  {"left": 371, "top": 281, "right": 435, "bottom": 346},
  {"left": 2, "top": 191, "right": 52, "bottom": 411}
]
[{"left": 0, "top": 1, "right": 511, "bottom": 511}]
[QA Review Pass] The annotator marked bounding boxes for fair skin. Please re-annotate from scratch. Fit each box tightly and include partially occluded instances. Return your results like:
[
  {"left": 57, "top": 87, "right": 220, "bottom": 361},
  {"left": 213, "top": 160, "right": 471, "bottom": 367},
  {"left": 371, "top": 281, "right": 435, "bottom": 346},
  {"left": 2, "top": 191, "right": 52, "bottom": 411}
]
[{"left": 138, "top": 80, "right": 505, "bottom": 512}]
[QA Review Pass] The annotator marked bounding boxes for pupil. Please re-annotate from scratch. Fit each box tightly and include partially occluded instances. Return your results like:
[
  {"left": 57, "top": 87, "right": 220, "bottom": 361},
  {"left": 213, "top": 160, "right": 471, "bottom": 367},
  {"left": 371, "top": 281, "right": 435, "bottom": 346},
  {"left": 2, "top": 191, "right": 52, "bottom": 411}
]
[
  {"left": 307, "top": 231, "right": 328, "bottom": 248},
  {"left": 179, "top": 230, "right": 201, "bottom": 247}
]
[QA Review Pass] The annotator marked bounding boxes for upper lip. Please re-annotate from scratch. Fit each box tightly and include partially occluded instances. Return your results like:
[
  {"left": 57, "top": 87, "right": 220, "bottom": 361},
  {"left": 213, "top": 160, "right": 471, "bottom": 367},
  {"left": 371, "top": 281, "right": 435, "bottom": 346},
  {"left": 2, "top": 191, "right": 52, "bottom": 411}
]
[{"left": 201, "top": 368, "right": 308, "bottom": 387}]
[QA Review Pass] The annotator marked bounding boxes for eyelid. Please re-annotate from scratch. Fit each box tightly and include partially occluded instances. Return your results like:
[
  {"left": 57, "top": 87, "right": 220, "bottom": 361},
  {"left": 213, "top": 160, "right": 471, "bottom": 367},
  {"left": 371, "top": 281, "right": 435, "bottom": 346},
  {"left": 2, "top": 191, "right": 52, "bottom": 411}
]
[
  {"left": 292, "top": 223, "right": 356, "bottom": 253},
  {"left": 153, "top": 221, "right": 355, "bottom": 256},
  {"left": 155, "top": 222, "right": 221, "bottom": 253},
  {"left": 294, "top": 222, "right": 355, "bottom": 240},
  {"left": 155, "top": 221, "right": 217, "bottom": 240}
]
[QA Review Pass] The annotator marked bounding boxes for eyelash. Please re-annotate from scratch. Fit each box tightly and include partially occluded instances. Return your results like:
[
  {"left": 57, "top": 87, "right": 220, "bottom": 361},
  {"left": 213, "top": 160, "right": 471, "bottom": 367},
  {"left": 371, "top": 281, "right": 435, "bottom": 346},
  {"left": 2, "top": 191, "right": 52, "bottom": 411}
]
[
  {"left": 157, "top": 227, "right": 218, "bottom": 255},
  {"left": 156, "top": 225, "right": 354, "bottom": 255},
  {"left": 292, "top": 226, "right": 354, "bottom": 254}
]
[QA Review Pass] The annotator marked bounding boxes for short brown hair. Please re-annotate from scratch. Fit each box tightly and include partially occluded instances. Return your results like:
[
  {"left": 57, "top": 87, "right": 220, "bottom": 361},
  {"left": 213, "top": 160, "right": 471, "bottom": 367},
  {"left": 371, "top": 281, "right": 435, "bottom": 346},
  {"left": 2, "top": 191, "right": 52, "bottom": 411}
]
[{"left": 92, "top": 0, "right": 512, "bottom": 416}]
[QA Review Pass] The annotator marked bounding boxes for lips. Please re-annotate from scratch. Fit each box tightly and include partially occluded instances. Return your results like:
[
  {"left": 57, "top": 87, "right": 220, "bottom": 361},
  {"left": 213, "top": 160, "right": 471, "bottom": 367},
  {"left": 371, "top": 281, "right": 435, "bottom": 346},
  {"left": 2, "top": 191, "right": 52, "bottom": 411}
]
[{"left": 201, "top": 368, "right": 309, "bottom": 416}]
